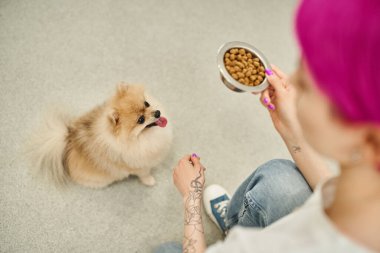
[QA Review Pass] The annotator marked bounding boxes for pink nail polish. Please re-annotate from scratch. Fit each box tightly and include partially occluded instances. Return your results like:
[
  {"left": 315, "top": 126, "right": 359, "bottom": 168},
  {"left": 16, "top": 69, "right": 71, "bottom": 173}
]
[
  {"left": 263, "top": 98, "right": 269, "bottom": 104},
  {"left": 268, "top": 104, "right": 275, "bottom": 110},
  {"left": 192, "top": 153, "right": 198, "bottom": 158},
  {"left": 265, "top": 69, "right": 273, "bottom": 76}
]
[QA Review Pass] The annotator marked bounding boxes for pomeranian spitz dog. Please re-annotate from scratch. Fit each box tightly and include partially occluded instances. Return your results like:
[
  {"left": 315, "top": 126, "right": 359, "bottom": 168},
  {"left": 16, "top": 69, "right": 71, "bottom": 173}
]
[{"left": 28, "top": 84, "right": 172, "bottom": 188}]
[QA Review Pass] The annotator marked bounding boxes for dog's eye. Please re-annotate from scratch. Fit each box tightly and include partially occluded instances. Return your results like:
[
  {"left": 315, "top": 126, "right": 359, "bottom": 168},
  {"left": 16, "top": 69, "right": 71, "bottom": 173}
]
[
  {"left": 137, "top": 115, "right": 145, "bottom": 124},
  {"left": 144, "top": 101, "right": 150, "bottom": 107}
]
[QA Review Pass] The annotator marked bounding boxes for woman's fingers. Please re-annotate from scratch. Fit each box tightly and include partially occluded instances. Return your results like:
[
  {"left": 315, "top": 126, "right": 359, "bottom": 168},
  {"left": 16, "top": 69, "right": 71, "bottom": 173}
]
[
  {"left": 269, "top": 86, "right": 275, "bottom": 97},
  {"left": 266, "top": 71, "right": 286, "bottom": 96},
  {"left": 260, "top": 89, "right": 276, "bottom": 111},
  {"left": 260, "top": 89, "right": 270, "bottom": 106},
  {"left": 190, "top": 154, "right": 201, "bottom": 168},
  {"left": 190, "top": 155, "right": 205, "bottom": 180},
  {"left": 270, "top": 64, "right": 288, "bottom": 80},
  {"left": 271, "top": 64, "right": 292, "bottom": 89},
  {"left": 177, "top": 154, "right": 202, "bottom": 170},
  {"left": 259, "top": 64, "right": 288, "bottom": 112},
  {"left": 260, "top": 89, "right": 271, "bottom": 106},
  {"left": 179, "top": 154, "right": 192, "bottom": 164}
]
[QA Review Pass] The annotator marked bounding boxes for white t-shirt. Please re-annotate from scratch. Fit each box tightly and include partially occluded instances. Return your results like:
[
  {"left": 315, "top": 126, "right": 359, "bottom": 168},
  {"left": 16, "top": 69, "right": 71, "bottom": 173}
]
[{"left": 206, "top": 178, "right": 374, "bottom": 253}]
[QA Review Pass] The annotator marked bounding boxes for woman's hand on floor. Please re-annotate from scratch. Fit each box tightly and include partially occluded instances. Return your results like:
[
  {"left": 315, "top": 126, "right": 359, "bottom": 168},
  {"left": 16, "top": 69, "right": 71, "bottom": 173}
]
[
  {"left": 173, "top": 154, "right": 206, "bottom": 200},
  {"left": 260, "top": 65, "right": 302, "bottom": 142}
]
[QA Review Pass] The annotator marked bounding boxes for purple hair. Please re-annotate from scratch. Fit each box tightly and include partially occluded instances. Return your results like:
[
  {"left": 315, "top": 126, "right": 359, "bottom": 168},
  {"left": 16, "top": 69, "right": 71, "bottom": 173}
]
[{"left": 296, "top": 0, "right": 380, "bottom": 124}]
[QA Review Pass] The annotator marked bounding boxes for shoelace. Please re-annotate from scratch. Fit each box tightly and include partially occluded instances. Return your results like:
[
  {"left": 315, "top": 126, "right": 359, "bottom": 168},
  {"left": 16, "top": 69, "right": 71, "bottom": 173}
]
[{"left": 214, "top": 199, "right": 229, "bottom": 220}]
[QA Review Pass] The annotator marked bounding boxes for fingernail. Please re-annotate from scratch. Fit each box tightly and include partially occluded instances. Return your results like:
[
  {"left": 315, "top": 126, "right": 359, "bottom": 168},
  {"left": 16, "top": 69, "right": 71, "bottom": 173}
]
[
  {"left": 265, "top": 69, "right": 273, "bottom": 76},
  {"left": 192, "top": 153, "right": 199, "bottom": 158},
  {"left": 263, "top": 97, "right": 269, "bottom": 104},
  {"left": 268, "top": 104, "right": 275, "bottom": 110}
]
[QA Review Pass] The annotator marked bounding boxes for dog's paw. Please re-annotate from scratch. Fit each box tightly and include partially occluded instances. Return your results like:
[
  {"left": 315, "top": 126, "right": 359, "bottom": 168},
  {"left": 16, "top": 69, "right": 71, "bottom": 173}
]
[{"left": 139, "top": 175, "right": 156, "bottom": 186}]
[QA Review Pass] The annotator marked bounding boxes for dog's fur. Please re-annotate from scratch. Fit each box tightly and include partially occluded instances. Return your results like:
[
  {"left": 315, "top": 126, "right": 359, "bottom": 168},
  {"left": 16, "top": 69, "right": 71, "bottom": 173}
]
[{"left": 27, "top": 84, "right": 172, "bottom": 188}]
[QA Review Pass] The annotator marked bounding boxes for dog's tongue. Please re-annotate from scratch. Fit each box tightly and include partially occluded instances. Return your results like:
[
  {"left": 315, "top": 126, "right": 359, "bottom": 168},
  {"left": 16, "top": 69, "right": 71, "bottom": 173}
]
[{"left": 155, "top": 117, "right": 167, "bottom": 128}]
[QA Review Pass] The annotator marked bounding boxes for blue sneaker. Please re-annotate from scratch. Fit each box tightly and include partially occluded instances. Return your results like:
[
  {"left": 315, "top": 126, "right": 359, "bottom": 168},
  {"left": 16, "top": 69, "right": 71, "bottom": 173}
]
[{"left": 203, "top": 184, "right": 231, "bottom": 235}]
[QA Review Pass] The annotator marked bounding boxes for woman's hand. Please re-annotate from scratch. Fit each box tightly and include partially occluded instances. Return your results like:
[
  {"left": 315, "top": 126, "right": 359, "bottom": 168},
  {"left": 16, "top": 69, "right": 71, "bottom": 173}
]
[
  {"left": 260, "top": 65, "right": 302, "bottom": 142},
  {"left": 174, "top": 154, "right": 207, "bottom": 253},
  {"left": 173, "top": 154, "right": 206, "bottom": 200}
]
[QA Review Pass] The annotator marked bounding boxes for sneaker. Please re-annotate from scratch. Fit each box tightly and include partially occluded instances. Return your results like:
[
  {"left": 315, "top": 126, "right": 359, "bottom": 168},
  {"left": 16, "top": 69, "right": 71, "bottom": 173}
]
[{"left": 203, "top": 184, "right": 231, "bottom": 235}]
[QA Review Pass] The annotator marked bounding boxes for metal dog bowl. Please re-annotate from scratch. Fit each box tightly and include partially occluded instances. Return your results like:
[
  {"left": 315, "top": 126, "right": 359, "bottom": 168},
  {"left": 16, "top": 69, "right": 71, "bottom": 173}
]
[{"left": 217, "top": 41, "right": 271, "bottom": 93}]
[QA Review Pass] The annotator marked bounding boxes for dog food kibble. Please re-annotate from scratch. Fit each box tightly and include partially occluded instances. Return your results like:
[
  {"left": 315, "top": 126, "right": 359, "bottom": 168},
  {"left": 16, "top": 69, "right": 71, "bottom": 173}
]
[{"left": 224, "top": 48, "right": 266, "bottom": 86}]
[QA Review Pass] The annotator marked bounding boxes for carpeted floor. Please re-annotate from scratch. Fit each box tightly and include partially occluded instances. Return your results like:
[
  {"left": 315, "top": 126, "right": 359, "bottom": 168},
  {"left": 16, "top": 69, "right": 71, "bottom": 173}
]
[{"left": 0, "top": 0, "right": 298, "bottom": 252}]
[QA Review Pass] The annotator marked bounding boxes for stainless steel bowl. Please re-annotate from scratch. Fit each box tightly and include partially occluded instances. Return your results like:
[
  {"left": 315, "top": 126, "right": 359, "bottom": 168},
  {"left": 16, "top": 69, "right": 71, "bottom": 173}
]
[{"left": 217, "top": 41, "right": 271, "bottom": 93}]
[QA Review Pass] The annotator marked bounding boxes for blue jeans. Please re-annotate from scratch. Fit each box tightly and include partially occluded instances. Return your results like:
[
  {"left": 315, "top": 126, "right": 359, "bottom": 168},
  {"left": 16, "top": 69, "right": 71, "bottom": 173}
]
[{"left": 153, "top": 159, "right": 312, "bottom": 253}]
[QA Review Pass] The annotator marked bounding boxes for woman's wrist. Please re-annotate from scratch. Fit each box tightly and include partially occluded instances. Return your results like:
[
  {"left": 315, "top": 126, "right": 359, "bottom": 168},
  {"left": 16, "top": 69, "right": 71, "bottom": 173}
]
[
  {"left": 281, "top": 130, "right": 304, "bottom": 145},
  {"left": 183, "top": 192, "right": 203, "bottom": 204},
  {"left": 277, "top": 121, "right": 304, "bottom": 144}
]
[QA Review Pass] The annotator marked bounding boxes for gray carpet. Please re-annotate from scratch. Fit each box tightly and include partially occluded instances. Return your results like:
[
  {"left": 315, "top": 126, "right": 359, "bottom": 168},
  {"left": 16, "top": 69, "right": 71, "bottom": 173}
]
[{"left": 0, "top": 0, "right": 298, "bottom": 252}]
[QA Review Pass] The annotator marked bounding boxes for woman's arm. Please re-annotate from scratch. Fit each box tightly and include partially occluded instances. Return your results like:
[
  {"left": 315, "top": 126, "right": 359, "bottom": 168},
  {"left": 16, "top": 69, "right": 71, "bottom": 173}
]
[
  {"left": 282, "top": 132, "right": 332, "bottom": 189},
  {"left": 174, "top": 154, "right": 206, "bottom": 253},
  {"left": 260, "top": 66, "right": 332, "bottom": 189}
]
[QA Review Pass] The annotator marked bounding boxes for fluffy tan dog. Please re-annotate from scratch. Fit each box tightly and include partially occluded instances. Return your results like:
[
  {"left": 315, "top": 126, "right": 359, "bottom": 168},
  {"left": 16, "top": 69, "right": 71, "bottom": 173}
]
[{"left": 28, "top": 84, "right": 172, "bottom": 188}]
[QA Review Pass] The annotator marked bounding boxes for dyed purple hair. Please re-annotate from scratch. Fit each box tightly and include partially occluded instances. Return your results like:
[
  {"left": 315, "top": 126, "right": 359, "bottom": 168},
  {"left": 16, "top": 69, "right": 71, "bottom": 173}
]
[{"left": 296, "top": 0, "right": 380, "bottom": 124}]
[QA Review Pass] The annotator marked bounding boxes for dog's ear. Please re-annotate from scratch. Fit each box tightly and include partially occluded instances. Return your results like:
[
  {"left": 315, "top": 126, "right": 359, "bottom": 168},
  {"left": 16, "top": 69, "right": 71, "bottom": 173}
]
[
  {"left": 117, "top": 83, "right": 129, "bottom": 97},
  {"left": 109, "top": 110, "right": 120, "bottom": 126}
]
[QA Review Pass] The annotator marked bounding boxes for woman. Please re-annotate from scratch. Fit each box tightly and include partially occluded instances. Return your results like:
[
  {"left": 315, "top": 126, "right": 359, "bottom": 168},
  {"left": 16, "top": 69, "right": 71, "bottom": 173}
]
[{"left": 156, "top": 0, "right": 380, "bottom": 252}]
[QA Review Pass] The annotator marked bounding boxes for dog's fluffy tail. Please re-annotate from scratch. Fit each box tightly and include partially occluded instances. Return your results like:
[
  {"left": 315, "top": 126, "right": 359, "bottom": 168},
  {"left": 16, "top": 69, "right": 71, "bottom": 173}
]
[{"left": 26, "top": 109, "right": 72, "bottom": 185}]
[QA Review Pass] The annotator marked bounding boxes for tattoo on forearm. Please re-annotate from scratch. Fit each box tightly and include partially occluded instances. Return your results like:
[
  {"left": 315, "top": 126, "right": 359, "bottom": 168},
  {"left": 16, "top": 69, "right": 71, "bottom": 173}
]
[
  {"left": 183, "top": 168, "right": 204, "bottom": 253},
  {"left": 183, "top": 237, "right": 197, "bottom": 253},
  {"left": 292, "top": 145, "right": 301, "bottom": 153}
]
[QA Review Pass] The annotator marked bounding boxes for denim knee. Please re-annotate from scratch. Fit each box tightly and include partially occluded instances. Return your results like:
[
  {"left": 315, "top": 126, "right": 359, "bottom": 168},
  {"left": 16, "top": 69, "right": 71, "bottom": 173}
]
[{"left": 237, "top": 159, "right": 312, "bottom": 227}]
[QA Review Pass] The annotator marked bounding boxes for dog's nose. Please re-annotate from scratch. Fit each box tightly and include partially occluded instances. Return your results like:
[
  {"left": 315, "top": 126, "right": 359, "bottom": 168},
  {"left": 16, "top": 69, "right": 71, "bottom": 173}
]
[{"left": 154, "top": 110, "right": 161, "bottom": 118}]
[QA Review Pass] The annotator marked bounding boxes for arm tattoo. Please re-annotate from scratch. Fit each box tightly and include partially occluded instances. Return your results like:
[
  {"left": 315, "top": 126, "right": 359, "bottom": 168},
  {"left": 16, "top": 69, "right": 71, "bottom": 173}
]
[
  {"left": 292, "top": 145, "right": 301, "bottom": 153},
  {"left": 183, "top": 168, "right": 204, "bottom": 253}
]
